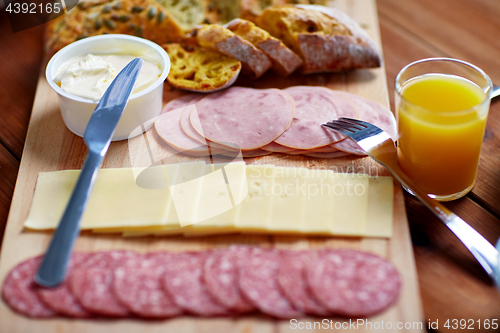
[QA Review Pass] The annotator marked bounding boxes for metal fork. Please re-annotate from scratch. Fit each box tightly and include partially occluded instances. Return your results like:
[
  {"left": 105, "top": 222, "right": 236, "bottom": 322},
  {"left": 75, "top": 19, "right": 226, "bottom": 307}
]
[{"left": 323, "top": 117, "right": 500, "bottom": 281}]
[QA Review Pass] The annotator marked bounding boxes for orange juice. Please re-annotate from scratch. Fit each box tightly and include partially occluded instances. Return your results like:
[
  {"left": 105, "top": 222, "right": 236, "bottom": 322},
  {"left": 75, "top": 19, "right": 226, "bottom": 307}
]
[{"left": 397, "top": 73, "right": 489, "bottom": 198}]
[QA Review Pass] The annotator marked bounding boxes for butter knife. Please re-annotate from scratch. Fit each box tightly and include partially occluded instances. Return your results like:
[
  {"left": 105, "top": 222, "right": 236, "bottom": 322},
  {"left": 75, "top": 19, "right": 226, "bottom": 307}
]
[
  {"left": 35, "top": 58, "right": 144, "bottom": 287},
  {"left": 496, "top": 238, "right": 500, "bottom": 291}
]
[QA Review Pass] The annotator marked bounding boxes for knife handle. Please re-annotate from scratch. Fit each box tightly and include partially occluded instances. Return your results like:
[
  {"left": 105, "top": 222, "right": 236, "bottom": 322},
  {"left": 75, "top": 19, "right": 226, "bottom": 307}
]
[{"left": 35, "top": 151, "right": 102, "bottom": 287}]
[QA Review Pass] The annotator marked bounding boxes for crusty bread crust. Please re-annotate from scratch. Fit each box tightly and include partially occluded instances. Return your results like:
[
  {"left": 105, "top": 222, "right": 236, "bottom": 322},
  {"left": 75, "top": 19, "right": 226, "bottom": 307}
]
[
  {"left": 255, "top": 5, "right": 381, "bottom": 73},
  {"left": 196, "top": 24, "right": 272, "bottom": 79},
  {"left": 226, "top": 18, "right": 302, "bottom": 76},
  {"left": 297, "top": 33, "right": 380, "bottom": 73}
]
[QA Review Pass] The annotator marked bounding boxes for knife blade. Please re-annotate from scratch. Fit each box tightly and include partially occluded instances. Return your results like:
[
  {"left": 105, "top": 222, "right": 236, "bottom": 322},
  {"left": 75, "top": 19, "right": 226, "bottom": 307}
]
[
  {"left": 35, "top": 58, "right": 144, "bottom": 287},
  {"left": 496, "top": 238, "right": 500, "bottom": 291}
]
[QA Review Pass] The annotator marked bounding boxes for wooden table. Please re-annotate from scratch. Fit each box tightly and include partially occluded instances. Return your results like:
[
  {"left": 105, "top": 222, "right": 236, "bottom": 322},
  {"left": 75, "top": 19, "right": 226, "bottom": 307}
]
[{"left": 0, "top": 0, "right": 499, "bottom": 331}]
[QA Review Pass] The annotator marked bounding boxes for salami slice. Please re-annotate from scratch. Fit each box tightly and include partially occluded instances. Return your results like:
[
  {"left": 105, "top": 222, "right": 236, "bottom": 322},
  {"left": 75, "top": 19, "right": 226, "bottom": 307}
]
[
  {"left": 277, "top": 251, "right": 330, "bottom": 316},
  {"left": 1, "top": 256, "right": 55, "bottom": 318},
  {"left": 191, "top": 87, "right": 295, "bottom": 150},
  {"left": 274, "top": 86, "right": 357, "bottom": 149},
  {"left": 113, "top": 251, "right": 182, "bottom": 318},
  {"left": 238, "top": 248, "right": 303, "bottom": 318},
  {"left": 69, "top": 250, "right": 138, "bottom": 317},
  {"left": 161, "top": 251, "right": 232, "bottom": 316},
  {"left": 204, "top": 246, "right": 255, "bottom": 313},
  {"left": 307, "top": 249, "right": 401, "bottom": 317},
  {"left": 37, "top": 252, "right": 92, "bottom": 318}
]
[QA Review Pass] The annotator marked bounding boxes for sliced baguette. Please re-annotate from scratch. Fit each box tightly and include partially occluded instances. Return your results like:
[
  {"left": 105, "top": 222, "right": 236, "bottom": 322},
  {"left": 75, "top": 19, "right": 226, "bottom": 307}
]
[
  {"left": 225, "top": 18, "right": 303, "bottom": 76},
  {"left": 194, "top": 24, "right": 273, "bottom": 79}
]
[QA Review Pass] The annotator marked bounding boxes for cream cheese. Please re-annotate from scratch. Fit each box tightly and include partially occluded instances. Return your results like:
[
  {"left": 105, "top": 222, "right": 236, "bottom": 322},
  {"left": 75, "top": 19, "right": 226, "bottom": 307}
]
[{"left": 54, "top": 54, "right": 162, "bottom": 101}]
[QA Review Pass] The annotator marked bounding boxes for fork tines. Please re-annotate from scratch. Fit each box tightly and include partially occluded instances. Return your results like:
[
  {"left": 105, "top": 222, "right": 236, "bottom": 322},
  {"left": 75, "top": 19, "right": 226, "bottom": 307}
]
[{"left": 322, "top": 117, "right": 367, "bottom": 133}]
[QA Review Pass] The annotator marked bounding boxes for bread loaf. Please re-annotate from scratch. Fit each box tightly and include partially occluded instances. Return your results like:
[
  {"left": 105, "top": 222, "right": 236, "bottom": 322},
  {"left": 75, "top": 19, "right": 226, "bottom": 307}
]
[
  {"left": 255, "top": 5, "right": 381, "bottom": 73},
  {"left": 163, "top": 43, "right": 242, "bottom": 92},
  {"left": 239, "top": 0, "right": 328, "bottom": 22},
  {"left": 45, "top": 0, "right": 184, "bottom": 54},
  {"left": 194, "top": 24, "right": 272, "bottom": 79},
  {"left": 154, "top": 0, "right": 207, "bottom": 30},
  {"left": 225, "top": 18, "right": 302, "bottom": 76}
]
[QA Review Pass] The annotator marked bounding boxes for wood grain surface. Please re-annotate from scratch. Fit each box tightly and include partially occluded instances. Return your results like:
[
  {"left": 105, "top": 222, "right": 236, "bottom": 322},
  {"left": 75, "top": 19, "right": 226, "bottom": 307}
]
[
  {"left": 0, "top": 0, "right": 499, "bottom": 332},
  {"left": 378, "top": 0, "right": 500, "bottom": 330},
  {"left": 0, "top": 1, "right": 427, "bottom": 331}
]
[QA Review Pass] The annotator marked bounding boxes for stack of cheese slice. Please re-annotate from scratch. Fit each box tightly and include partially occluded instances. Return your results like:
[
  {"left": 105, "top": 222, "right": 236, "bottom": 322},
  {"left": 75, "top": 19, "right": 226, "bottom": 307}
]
[{"left": 24, "top": 161, "right": 394, "bottom": 237}]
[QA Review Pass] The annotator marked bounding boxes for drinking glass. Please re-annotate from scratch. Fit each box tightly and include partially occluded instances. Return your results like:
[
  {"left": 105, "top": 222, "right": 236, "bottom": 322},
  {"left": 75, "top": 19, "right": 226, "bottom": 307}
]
[{"left": 395, "top": 58, "right": 493, "bottom": 201}]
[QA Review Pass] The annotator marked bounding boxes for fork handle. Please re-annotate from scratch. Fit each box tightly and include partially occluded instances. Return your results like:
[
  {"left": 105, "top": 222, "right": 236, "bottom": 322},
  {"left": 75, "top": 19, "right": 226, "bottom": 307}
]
[{"left": 384, "top": 160, "right": 499, "bottom": 277}]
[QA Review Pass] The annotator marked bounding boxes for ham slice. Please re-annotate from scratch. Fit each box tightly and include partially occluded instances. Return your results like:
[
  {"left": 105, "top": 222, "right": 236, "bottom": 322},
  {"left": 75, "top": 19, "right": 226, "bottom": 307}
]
[
  {"left": 261, "top": 142, "right": 297, "bottom": 153},
  {"left": 186, "top": 105, "right": 240, "bottom": 153},
  {"left": 154, "top": 88, "right": 396, "bottom": 159},
  {"left": 240, "top": 149, "right": 273, "bottom": 158},
  {"left": 162, "top": 94, "right": 204, "bottom": 113},
  {"left": 179, "top": 104, "right": 207, "bottom": 145},
  {"left": 287, "top": 145, "right": 340, "bottom": 155},
  {"left": 303, "top": 151, "right": 350, "bottom": 159},
  {"left": 331, "top": 139, "right": 366, "bottom": 155},
  {"left": 337, "top": 92, "right": 398, "bottom": 141},
  {"left": 329, "top": 92, "right": 397, "bottom": 155},
  {"left": 156, "top": 94, "right": 232, "bottom": 156},
  {"left": 190, "top": 87, "right": 295, "bottom": 150},
  {"left": 274, "top": 86, "right": 358, "bottom": 149},
  {"left": 155, "top": 105, "right": 213, "bottom": 156},
  {"left": 156, "top": 103, "right": 234, "bottom": 156}
]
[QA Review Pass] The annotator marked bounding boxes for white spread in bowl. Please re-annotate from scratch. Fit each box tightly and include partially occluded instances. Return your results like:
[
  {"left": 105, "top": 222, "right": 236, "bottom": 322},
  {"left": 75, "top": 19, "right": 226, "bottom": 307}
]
[
  {"left": 54, "top": 54, "right": 162, "bottom": 101},
  {"left": 46, "top": 34, "right": 170, "bottom": 141}
]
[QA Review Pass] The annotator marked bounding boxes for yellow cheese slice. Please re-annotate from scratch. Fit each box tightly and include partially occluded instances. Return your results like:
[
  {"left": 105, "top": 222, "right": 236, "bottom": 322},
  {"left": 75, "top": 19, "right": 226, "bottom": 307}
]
[
  {"left": 24, "top": 166, "right": 171, "bottom": 229},
  {"left": 185, "top": 162, "right": 247, "bottom": 235},
  {"left": 235, "top": 164, "right": 274, "bottom": 229},
  {"left": 169, "top": 161, "right": 205, "bottom": 226},
  {"left": 122, "top": 227, "right": 184, "bottom": 237},
  {"left": 302, "top": 169, "right": 335, "bottom": 234},
  {"left": 366, "top": 176, "right": 394, "bottom": 237},
  {"left": 162, "top": 163, "right": 181, "bottom": 225},
  {"left": 267, "top": 167, "right": 308, "bottom": 232},
  {"left": 192, "top": 164, "right": 235, "bottom": 224},
  {"left": 223, "top": 161, "right": 248, "bottom": 206},
  {"left": 330, "top": 173, "right": 370, "bottom": 236}
]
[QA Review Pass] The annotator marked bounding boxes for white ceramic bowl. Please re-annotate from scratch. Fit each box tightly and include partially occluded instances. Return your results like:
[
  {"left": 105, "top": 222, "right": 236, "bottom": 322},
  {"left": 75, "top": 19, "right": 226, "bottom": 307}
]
[{"left": 46, "top": 34, "right": 170, "bottom": 141}]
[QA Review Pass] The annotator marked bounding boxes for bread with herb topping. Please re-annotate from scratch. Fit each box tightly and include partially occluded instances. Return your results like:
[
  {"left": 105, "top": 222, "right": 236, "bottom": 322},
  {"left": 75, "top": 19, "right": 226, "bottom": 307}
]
[
  {"left": 154, "top": 0, "right": 209, "bottom": 30},
  {"left": 163, "top": 43, "right": 242, "bottom": 92},
  {"left": 255, "top": 5, "right": 381, "bottom": 73},
  {"left": 193, "top": 24, "right": 272, "bottom": 79},
  {"left": 45, "top": 0, "right": 184, "bottom": 54},
  {"left": 239, "top": 0, "right": 329, "bottom": 22}
]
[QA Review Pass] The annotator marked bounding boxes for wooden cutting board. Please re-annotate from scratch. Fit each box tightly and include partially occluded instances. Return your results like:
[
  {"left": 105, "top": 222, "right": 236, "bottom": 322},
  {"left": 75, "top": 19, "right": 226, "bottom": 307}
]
[{"left": 0, "top": 0, "right": 425, "bottom": 331}]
